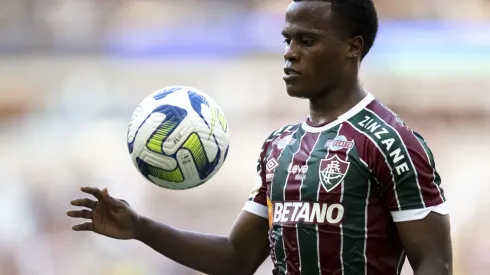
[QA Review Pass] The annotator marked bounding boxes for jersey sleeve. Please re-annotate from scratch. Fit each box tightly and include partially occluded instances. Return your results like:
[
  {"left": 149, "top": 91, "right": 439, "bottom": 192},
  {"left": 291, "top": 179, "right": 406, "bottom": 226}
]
[
  {"left": 241, "top": 156, "right": 269, "bottom": 218},
  {"left": 242, "top": 132, "right": 278, "bottom": 219},
  {"left": 368, "top": 126, "right": 448, "bottom": 222}
]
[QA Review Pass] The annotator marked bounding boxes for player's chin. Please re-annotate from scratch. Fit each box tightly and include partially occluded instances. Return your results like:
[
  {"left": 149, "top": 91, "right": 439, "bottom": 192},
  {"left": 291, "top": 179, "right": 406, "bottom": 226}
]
[{"left": 285, "top": 83, "right": 310, "bottom": 99}]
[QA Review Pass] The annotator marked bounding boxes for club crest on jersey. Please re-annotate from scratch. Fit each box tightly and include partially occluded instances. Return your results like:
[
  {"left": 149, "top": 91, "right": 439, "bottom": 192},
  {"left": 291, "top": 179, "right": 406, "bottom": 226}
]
[
  {"left": 319, "top": 155, "right": 350, "bottom": 192},
  {"left": 273, "top": 135, "right": 296, "bottom": 149},
  {"left": 324, "top": 135, "right": 354, "bottom": 151}
]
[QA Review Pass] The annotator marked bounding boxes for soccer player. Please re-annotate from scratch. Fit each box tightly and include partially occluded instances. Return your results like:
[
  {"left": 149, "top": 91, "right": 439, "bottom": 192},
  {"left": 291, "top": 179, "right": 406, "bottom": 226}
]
[{"left": 66, "top": 1, "right": 452, "bottom": 274}]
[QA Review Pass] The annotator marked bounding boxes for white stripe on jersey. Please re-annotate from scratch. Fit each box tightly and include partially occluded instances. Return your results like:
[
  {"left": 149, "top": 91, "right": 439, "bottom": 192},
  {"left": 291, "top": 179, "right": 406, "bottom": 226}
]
[{"left": 364, "top": 179, "right": 372, "bottom": 275}]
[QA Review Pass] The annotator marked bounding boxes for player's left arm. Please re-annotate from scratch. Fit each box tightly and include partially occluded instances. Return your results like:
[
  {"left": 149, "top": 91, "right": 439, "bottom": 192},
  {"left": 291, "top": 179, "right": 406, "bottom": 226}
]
[
  {"left": 395, "top": 212, "right": 452, "bottom": 275},
  {"left": 372, "top": 126, "right": 452, "bottom": 274}
]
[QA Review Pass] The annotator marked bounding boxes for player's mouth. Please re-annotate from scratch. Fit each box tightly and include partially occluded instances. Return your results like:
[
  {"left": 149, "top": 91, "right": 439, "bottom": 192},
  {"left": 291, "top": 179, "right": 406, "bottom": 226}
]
[{"left": 283, "top": 67, "right": 301, "bottom": 81}]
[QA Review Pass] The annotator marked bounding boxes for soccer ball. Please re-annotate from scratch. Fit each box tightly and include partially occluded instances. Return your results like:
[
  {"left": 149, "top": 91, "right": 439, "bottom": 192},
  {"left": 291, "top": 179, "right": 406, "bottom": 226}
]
[{"left": 127, "top": 86, "right": 230, "bottom": 190}]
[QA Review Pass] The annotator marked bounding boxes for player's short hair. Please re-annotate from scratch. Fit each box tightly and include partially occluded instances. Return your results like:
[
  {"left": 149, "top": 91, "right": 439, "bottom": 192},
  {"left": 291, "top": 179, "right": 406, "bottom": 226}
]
[{"left": 293, "top": 0, "right": 378, "bottom": 60}]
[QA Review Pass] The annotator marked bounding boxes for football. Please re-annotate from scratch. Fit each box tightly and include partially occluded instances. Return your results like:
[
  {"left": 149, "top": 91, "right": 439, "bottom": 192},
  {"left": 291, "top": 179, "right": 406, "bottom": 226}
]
[{"left": 127, "top": 86, "right": 230, "bottom": 190}]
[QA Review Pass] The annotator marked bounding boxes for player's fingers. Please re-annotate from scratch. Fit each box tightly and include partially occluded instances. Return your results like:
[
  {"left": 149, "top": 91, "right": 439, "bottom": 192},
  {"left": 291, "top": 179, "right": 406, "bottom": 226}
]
[
  {"left": 80, "top": 186, "right": 103, "bottom": 200},
  {"left": 70, "top": 198, "right": 97, "bottom": 209},
  {"left": 72, "top": 222, "right": 95, "bottom": 231},
  {"left": 100, "top": 189, "right": 128, "bottom": 208},
  {"left": 101, "top": 188, "right": 118, "bottom": 205},
  {"left": 66, "top": 210, "right": 92, "bottom": 219}
]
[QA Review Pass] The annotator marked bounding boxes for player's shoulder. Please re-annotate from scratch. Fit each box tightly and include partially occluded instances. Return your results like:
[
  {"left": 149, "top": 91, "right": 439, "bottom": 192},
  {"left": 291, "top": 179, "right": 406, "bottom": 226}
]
[
  {"left": 260, "top": 123, "right": 301, "bottom": 150},
  {"left": 349, "top": 99, "right": 429, "bottom": 150},
  {"left": 264, "top": 123, "right": 301, "bottom": 142}
]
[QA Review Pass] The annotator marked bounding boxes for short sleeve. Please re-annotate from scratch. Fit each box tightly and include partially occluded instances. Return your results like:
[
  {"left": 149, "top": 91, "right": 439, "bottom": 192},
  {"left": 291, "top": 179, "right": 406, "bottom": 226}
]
[
  {"left": 242, "top": 132, "right": 279, "bottom": 219},
  {"left": 242, "top": 156, "right": 269, "bottom": 218},
  {"left": 370, "top": 128, "right": 449, "bottom": 222}
]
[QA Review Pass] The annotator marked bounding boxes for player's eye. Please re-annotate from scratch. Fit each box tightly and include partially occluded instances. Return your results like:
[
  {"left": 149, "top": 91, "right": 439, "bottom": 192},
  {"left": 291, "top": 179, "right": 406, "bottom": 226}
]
[
  {"left": 301, "top": 39, "right": 314, "bottom": 46},
  {"left": 283, "top": 38, "right": 291, "bottom": 45}
]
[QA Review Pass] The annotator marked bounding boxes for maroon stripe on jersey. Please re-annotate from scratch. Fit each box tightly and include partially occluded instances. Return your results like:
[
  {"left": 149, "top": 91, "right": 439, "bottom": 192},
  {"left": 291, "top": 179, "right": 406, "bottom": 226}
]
[
  {"left": 252, "top": 127, "right": 297, "bottom": 206},
  {"left": 342, "top": 122, "right": 404, "bottom": 274},
  {"left": 283, "top": 131, "right": 319, "bottom": 273},
  {"left": 252, "top": 138, "right": 275, "bottom": 206},
  {"left": 266, "top": 126, "right": 300, "bottom": 269},
  {"left": 366, "top": 101, "right": 444, "bottom": 206},
  {"left": 364, "top": 186, "right": 403, "bottom": 275},
  {"left": 268, "top": 127, "right": 298, "bottom": 163}
]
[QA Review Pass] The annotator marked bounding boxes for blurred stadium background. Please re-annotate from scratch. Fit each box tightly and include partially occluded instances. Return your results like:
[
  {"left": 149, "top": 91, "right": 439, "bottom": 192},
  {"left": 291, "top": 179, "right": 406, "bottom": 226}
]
[{"left": 0, "top": 0, "right": 489, "bottom": 274}]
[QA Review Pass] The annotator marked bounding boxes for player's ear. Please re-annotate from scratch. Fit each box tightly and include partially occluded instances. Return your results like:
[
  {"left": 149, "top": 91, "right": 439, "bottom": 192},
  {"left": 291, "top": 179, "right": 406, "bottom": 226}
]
[{"left": 346, "top": 36, "right": 363, "bottom": 58}]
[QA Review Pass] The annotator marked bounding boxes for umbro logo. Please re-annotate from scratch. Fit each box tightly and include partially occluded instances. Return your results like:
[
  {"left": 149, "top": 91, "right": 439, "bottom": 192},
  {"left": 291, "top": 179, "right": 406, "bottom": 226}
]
[{"left": 266, "top": 159, "right": 279, "bottom": 171}]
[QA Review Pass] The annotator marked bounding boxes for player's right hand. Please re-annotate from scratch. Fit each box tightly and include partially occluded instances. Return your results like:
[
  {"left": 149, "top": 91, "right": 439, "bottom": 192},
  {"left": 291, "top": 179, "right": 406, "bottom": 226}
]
[{"left": 67, "top": 187, "right": 140, "bottom": 240}]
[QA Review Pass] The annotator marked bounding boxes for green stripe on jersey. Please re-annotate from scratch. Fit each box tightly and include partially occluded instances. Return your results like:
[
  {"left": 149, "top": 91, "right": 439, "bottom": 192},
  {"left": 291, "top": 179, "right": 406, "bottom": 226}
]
[
  {"left": 348, "top": 110, "right": 424, "bottom": 210},
  {"left": 296, "top": 130, "right": 336, "bottom": 275},
  {"left": 270, "top": 126, "right": 305, "bottom": 273},
  {"left": 270, "top": 126, "right": 305, "bottom": 199},
  {"left": 340, "top": 146, "right": 371, "bottom": 274}
]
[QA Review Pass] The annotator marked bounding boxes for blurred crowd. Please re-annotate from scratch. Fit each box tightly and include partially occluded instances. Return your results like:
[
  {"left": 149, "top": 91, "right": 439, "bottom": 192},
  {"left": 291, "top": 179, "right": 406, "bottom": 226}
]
[
  {"left": 2, "top": 0, "right": 490, "bottom": 21},
  {"left": 1, "top": 0, "right": 490, "bottom": 51},
  {"left": 0, "top": 1, "right": 489, "bottom": 275}
]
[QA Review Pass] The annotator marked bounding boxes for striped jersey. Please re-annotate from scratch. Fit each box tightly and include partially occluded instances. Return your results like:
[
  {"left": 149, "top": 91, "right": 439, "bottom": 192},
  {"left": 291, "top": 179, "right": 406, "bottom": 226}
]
[{"left": 243, "top": 93, "right": 448, "bottom": 275}]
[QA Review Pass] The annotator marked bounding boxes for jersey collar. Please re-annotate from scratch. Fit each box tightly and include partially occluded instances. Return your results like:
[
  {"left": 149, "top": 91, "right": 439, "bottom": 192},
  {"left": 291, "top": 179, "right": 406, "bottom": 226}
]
[{"left": 301, "top": 93, "right": 375, "bottom": 133}]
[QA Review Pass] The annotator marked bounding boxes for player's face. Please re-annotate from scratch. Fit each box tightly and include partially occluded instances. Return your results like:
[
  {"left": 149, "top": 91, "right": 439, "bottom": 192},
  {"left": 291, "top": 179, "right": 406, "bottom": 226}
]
[{"left": 282, "top": 1, "right": 358, "bottom": 98}]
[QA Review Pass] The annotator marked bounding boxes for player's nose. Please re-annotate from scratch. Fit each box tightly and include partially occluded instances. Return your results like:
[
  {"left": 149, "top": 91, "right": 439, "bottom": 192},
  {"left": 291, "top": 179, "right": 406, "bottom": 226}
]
[{"left": 284, "top": 41, "right": 300, "bottom": 62}]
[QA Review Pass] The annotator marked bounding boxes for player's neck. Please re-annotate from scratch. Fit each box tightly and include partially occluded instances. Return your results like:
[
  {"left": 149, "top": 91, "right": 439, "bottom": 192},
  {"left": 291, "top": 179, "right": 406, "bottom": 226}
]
[{"left": 308, "top": 82, "right": 367, "bottom": 127}]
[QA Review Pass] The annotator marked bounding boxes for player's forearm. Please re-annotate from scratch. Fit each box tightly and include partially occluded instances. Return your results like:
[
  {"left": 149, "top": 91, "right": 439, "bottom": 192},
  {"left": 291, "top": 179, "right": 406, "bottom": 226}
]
[
  {"left": 413, "top": 260, "right": 452, "bottom": 275},
  {"left": 134, "top": 216, "right": 244, "bottom": 275}
]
